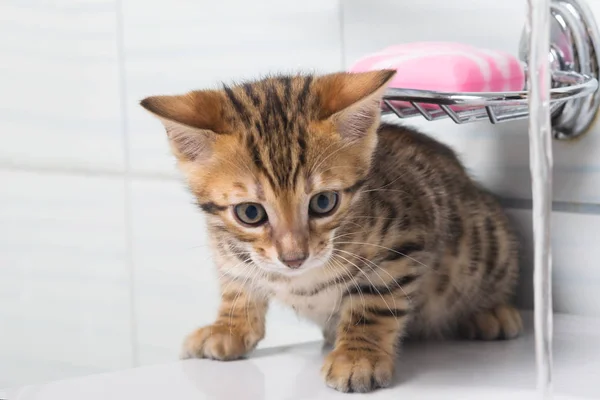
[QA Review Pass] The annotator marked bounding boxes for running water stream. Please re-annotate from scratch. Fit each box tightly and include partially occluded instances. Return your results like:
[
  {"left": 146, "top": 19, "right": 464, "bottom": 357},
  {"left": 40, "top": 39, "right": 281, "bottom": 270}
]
[{"left": 526, "top": 0, "right": 554, "bottom": 398}]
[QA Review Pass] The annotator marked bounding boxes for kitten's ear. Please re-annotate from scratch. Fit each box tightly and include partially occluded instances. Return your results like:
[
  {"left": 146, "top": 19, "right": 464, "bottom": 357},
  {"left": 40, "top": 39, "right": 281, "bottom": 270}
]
[
  {"left": 315, "top": 70, "right": 396, "bottom": 141},
  {"left": 140, "top": 90, "right": 229, "bottom": 162}
]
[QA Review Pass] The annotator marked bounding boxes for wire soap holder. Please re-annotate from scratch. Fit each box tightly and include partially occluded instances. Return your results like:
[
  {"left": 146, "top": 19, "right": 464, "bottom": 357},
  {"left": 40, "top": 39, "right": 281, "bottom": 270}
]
[{"left": 381, "top": 0, "right": 600, "bottom": 140}]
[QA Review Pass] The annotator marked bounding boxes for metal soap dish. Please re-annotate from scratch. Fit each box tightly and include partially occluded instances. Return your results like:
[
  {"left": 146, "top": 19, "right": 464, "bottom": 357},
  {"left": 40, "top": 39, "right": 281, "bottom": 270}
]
[{"left": 381, "top": 0, "right": 600, "bottom": 139}]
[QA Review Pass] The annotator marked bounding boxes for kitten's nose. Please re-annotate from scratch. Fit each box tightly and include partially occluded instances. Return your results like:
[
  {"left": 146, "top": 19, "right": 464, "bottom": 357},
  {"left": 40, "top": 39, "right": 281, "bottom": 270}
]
[{"left": 280, "top": 256, "right": 307, "bottom": 269}]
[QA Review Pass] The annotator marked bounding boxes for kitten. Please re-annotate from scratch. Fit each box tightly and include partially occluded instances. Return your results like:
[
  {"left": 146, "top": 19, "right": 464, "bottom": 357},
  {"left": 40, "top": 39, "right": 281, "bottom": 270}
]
[{"left": 141, "top": 70, "right": 521, "bottom": 393}]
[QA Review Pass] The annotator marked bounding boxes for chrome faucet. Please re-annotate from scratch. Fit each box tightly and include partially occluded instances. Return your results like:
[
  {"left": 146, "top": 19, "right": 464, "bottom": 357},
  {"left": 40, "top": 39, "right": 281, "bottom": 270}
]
[
  {"left": 520, "top": 0, "right": 600, "bottom": 139},
  {"left": 381, "top": 0, "right": 600, "bottom": 140}
]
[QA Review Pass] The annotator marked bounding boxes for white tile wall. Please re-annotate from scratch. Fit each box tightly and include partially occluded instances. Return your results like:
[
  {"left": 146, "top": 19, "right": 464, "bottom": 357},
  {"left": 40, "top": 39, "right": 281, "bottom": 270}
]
[
  {"left": 129, "top": 178, "right": 214, "bottom": 364},
  {"left": 0, "top": 1, "right": 124, "bottom": 172},
  {"left": 2, "top": 0, "right": 600, "bottom": 390},
  {"left": 123, "top": 0, "right": 343, "bottom": 176},
  {"left": 0, "top": 171, "right": 131, "bottom": 388},
  {"left": 507, "top": 209, "right": 600, "bottom": 317}
]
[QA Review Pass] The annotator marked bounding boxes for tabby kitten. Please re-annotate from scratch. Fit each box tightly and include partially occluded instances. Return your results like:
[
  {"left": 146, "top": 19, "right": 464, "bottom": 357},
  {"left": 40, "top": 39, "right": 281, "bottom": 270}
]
[{"left": 141, "top": 70, "right": 521, "bottom": 393}]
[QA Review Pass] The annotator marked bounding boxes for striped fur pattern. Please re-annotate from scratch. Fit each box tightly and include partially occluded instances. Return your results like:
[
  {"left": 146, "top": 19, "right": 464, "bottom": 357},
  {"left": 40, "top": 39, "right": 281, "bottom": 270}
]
[{"left": 141, "top": 70, "right": 521, "bottom": 393}]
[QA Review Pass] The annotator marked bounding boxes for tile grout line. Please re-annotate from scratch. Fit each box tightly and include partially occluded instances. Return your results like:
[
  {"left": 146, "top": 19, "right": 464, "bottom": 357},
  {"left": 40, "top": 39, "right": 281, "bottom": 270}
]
[
  {"left": 114, "top": 0, "right": 139, "bottom": 368},
  {"left": 0, "top": 162, "right": 180, "bottom": 181},
  {"left": 3, "top": 159, "right": 600, "bottom": 216},
  {"left": 338, "top": 0, "right": 347, "bottom": 69}
]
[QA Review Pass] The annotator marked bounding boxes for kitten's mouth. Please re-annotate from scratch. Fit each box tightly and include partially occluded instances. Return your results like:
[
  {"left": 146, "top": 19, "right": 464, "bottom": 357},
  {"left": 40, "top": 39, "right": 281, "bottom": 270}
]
[
  {"left": 258, "top": 260, "right": 320, "bottom": 276},
  {"left": 255, "top": 248, "right": 333, "bottom": 277}
]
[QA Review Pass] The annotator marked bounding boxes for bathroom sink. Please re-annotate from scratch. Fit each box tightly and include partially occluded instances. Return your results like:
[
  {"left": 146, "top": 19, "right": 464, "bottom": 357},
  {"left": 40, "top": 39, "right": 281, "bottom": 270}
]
[{"left": 2, "top": 312, "right": 599, "bottom": 399}]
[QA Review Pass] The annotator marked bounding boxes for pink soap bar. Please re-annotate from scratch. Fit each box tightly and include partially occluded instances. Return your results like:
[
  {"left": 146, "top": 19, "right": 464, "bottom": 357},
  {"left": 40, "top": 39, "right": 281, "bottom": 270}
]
[{"left": 349, "top": 42, "right": 525, "bottom": 93}]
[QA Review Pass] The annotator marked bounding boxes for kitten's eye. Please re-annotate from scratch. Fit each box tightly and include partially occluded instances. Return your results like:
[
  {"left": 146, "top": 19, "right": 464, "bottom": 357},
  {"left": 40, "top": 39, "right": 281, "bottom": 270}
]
[
  {"left": 234, "top": 203, "right": 267, "bottom": 226},
  {"left": 309, "top": 191, "right": 339, "bottom": 217}
]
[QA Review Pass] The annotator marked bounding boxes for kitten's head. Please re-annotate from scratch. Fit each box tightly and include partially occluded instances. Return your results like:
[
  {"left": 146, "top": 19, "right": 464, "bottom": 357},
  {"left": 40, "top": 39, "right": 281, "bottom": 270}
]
[{"left": 141, "top": 70, "right": 394, "bottom": 276}]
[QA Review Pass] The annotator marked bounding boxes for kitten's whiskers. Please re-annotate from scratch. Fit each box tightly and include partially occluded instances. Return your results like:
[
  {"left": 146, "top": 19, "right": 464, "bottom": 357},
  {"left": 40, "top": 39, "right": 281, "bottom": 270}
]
[
  {"left": 328, "top": 257, "right": 365, "bottom": 331},
  {"left": 332, "top": 253, "right": 399, "bottom": 329},
  {"left": 334, "top": 248, "right": 414, "bottom": 306},
  {"left": 335, "top": 241, "right": 432, "bottom": 271}
]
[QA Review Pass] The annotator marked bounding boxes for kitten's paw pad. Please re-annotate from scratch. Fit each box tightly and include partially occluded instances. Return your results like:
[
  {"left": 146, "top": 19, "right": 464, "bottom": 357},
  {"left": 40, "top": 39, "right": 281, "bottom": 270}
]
[
  {"left": 321, "top": 347, "right": 394, "bottom": 393},
  {"left": 460, "top": 304, "right": 523, "bottom": 340},
  {"left": 180, "top": 324, "right": 262, "bottom": 361}
]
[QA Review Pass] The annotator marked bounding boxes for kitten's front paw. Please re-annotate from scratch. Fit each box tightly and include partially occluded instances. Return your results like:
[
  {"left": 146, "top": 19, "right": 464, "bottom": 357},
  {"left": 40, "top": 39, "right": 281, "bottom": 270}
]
[
  {"left": 321, "top": 346, "right": 394, "bottom": 393},
  {"left": 180, "top": 324, "right": 262, "bottom": 361}
]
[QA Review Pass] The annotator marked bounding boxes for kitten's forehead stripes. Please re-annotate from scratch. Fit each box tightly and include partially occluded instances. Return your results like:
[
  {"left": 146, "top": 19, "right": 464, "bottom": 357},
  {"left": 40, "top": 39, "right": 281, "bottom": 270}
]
[
  {"left": 298, "top": 76, "right": 314, "bottom": 109},
  {"left": 242, "top": 83, "right": 261, "bottom": 107},
  {"left": 222, "top": 76, "right": 317, "bottom": 192},
  {"left": 223, "top": 85, "right": 250, "bottom": 123}
]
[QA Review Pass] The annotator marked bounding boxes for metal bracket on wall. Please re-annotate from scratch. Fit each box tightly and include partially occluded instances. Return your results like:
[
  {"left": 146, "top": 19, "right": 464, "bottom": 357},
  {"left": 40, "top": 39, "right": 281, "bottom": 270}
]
[{"left": 381, "top": 0, "right": 600, "bottom": 140}]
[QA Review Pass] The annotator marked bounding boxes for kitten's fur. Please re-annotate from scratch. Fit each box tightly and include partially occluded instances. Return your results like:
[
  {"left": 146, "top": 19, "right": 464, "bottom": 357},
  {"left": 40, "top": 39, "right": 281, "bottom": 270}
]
[{"left": 141, "top": 70, "right": 521, "bottom": 393}]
